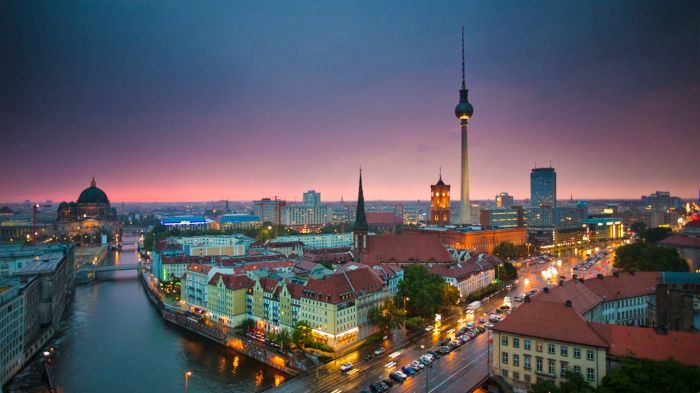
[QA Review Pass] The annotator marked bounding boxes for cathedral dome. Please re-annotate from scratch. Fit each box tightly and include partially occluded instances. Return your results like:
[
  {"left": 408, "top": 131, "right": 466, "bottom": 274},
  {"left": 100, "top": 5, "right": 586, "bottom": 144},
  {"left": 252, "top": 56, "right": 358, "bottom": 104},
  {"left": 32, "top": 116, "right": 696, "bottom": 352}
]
[{"left": 77, "top": 178, "right": 110, "bottom": 204}]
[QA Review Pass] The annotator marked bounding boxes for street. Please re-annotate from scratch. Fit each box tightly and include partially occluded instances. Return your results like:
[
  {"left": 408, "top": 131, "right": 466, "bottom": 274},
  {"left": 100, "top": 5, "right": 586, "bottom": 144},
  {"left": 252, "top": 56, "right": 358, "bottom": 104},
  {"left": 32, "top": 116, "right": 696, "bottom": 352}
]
[{"left": 270, "top": 241, "right": 621, "bottom": 393}]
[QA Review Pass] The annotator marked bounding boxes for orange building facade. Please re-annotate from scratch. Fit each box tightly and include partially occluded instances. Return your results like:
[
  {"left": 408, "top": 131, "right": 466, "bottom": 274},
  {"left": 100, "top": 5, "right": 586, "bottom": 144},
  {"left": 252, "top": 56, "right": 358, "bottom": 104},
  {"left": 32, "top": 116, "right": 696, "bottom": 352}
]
[
  {"left": 405, "top": 227, "right": 527, "bottom": 254},
  {"left": 429, "top": 175, "right": 450, "bottom": 226}
]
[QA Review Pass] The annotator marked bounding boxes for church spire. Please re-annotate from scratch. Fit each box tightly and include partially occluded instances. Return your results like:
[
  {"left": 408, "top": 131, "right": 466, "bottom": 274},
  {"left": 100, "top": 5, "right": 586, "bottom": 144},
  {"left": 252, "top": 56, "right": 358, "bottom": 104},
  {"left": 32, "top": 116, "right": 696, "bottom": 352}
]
[
  {"left": 353, "top": 168, "right": 368, "bottom": 231},
  {"left": 91, "top": 176, "right": 96, "bottom": 188}
]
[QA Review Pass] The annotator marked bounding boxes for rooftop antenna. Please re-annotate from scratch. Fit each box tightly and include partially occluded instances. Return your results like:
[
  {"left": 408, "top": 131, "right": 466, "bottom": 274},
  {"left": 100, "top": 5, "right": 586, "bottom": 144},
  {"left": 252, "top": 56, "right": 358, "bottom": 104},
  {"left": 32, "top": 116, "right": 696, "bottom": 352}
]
[
  {"left": 461, "top": 26, "right": 466, "bottom": 89},
  {"left": 439, "top": 166, "right": 442, "bottom": 181}
]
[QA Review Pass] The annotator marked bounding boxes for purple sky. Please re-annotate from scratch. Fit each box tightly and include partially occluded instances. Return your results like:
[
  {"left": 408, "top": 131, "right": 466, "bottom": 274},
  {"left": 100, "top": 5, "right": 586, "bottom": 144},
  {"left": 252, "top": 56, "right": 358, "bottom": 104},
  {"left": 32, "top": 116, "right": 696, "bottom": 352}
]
[{"left": 1, "top": 1, "right": 699, "bottom": 203}]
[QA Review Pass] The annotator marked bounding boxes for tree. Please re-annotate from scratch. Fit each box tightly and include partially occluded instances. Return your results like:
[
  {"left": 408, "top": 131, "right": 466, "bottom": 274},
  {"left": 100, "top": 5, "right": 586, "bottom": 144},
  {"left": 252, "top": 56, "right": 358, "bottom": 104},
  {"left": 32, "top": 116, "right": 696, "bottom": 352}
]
[
  {"left": 614, "top": 243, "right": 688, "bottom": 272},
  {"left": 277, "top": 329, "right": 292, "bottom": 352},
  {"left": 397, "top": 265, "right": 456, "bottom": 318},
  {"left": 559, "top": 370, "right": 594, "bottom": 393},
  {"left": 640, "top": 227, "right": 672, "bottom": 243},
  {"left": 630, "top": 221, "right": 647, "bottom": 235},
  {"left": 368, "top": 299, "right": 405, "bottom": 334},
  {"left": 291, "top": 320, "right": 313, "bottom": 350},
  {"left": 599, "top": 357, "right": 700, "bottom": 393},
  {"left": 530, "top": 379, "right": 559, "bottom": 393},
  {"left": 497, "top": 261, "right": 518, "bottom": 280},
  {"left": 238, "top": 318, "right": 255, "bottom": 332},
  {"left": 493, "top": 242, "right": 529, "bottom": 260}
]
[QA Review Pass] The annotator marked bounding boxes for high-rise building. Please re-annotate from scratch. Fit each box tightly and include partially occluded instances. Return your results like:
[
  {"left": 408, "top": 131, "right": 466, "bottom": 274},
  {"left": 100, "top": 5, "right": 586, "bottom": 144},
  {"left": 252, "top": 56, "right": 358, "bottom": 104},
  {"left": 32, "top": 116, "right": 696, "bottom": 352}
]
[
  {"left": 455, "top": 27, "right": 475, "bottom": 225},
  {"left": 253, "top": 197, "right": 285, "bottom": 225},
  {"left": 429, "top": 173, "right": 450, "bottom": 226},
  {"left": 495, "top": 192, "right": 514, "bottom": 208},
  {"left": 302, "top": 190, "right": 321, "bottom": 207},
  {"left": 530, "top": 167, "right": 557, "bottom": 209}
]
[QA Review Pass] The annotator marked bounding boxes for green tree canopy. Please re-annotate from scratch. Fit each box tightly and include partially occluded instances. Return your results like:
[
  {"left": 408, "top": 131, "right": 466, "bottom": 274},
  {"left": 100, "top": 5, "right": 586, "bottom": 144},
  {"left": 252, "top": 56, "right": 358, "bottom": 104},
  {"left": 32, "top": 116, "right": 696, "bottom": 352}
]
[
  {"left": 614, "top": 242, "right": 688, "bottom": 272},
  {"left": 291, "top": 320, "right": 313, "bottom": 350},
  {"left": 493, "top": 242, "right": 529, "bottom": 260},
  {"left": 599, "top": 357, "right": 700, "bottom": 393},
  {"left": 630, "top": 221, "right": 647, "bottom": 235},
  {"left": 397, "top": 265, "right": 456, "bottom": 318},
  {"left": 368, "top": 299, "right": 406, "bottom": 334},
  {"left": 640, "top": 227, "right": 673, "bottom": 243}
]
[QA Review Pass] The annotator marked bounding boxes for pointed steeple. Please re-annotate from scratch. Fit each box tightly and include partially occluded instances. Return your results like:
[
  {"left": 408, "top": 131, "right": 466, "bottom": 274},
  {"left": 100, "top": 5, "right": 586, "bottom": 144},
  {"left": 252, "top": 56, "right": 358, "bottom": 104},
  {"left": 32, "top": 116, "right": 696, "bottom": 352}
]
[
  {"left": 436, "top": 167, "right": 446, "bottom": 186},
  {"left": 90, "top": 176, "right": 96, "bottom": 188},
  {"left": 353, "top": 168, "right": 368, "bottom": 231}
]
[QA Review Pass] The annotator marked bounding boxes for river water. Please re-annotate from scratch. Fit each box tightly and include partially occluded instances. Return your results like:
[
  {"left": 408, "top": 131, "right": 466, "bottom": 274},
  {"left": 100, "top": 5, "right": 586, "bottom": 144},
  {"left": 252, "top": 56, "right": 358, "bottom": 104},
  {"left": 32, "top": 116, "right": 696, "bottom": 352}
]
[{"left": 6, "top": 236, "right": 287, "bottom": 393}]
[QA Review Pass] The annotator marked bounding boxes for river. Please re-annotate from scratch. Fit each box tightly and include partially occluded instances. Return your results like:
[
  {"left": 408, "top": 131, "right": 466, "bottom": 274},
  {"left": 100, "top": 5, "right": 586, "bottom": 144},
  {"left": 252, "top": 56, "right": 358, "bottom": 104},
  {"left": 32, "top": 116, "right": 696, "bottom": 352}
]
[{"left": 6, "top": 236, "right": 287, "bottom": 393}]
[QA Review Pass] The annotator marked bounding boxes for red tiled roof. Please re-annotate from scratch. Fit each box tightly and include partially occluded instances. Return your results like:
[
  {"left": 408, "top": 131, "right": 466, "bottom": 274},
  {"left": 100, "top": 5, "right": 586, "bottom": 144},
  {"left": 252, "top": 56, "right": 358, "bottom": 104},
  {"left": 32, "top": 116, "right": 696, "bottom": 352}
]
[
  {"left": 659, "top": 235, "right": 700, "bottom": 249},
  {"left": 428, "top": 259, "right": 496, "bottom": 281},
  {"left": 187, "top": 263, "right": 213, "bottom": 274},
  {"left": 366, "top": 212, "right": 402, "bottom": 225},
  {"left": 581, "top": 271, "right": 658, "bottom": 300},
  {"left": 359, "top": 234, "right": 454, "bottom": 265},
  {"left": 590, "top": 323, "right": 700, "bottom": 366},
  {"left": 303, "top": 264, "right": 385, "bottom": 303},
  {"left": 208, "top": 273, "right": 254, "bottom": 290},
  {"left": 533, "top": 280, "right": 604, "bottom": 314},
  {"left": 258, "top": 277, "right": 279, "bottom": 293},
  {"left": 493, "top": 300, "right": 609, "bottom": 348},
  {"left": 287, "top": 282, "right": 304, "bottom": 299}
]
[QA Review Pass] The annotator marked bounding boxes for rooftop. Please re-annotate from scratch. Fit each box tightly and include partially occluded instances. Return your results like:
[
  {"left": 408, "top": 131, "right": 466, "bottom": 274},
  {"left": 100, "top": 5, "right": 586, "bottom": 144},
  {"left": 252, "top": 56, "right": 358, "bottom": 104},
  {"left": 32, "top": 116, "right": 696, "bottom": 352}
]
[
  {"left": 493, "top": 300, "right": 610, "bottom": 348},
  {"left": 590, "top": 323, "right": 700, "bottom": 366},
  {"left": 658, "top": 235, "right": 700, "bottom": 249},
  {"left": 358, "top": 234, "right": 454, "bottom": 265}
]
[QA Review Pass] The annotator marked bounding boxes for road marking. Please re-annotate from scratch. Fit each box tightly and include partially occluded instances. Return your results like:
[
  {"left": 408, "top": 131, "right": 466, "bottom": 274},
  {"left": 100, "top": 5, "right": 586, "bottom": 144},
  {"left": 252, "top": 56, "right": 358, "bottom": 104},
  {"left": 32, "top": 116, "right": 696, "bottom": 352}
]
[{"left": 429, "top": 351, "right": 488, "bottom": 393}]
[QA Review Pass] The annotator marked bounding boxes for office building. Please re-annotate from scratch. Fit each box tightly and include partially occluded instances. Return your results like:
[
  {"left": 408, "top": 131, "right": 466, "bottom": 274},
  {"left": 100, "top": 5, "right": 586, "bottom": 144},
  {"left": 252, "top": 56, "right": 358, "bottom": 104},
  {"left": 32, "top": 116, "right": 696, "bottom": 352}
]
[
  {"left": 254, "top": 198, "right": 286, "bottom": 225},
  {"left": 302, "top": 190, "right": 321, "bottom": 207},
  {"left": 530, "top": 167, "right": 557, "bottom": 209},
  {"left": 280, "top": 205, "right": 331, "bottom": 227},
  {"left": 480, "top": 208, "right": 520, "bottom": 229},
  {"left": 496, "top": 192, "right": 514, "bottom": 208}
]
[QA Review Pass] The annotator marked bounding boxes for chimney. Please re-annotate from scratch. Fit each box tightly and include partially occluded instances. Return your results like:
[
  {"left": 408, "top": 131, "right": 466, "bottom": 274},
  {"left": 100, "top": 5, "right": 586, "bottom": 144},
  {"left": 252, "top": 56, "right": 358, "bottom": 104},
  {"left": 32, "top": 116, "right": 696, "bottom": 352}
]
[
  {"left": 629, "top": 271, "right": 635, "bottom": 275},
  {"left": 579, "top": 278, "right": 585, "bottom": 283},
  {"left": 558, "top": 280, "right": 564, "bottom": 286},
  {"left": 524, "top": 295, "right": 531, "bottom": 303},
  {"left": 597, "top": 273, "right": 604, "bottom": 280},
  {"left": 613, "top": 271, "right": 619, "bottom": 278},
  {"left": 572, "top": 274, "right": 578, "bottom": 280},
  {"left": 565, "top": 300, "right": 572, "bottom": 308},
  {"left": 544, "top": 287, "right": 550, "bottom": 294}
]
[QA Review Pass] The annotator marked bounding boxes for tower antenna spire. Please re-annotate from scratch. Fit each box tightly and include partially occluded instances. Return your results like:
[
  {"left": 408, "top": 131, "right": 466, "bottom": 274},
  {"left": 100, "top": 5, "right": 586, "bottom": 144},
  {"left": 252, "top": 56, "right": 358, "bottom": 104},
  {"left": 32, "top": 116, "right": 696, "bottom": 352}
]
[
  {"left": 461, "top": 26, "right": 466, "bottom": 89},
  {"left": 439, "top": 166, "right": 442, "bottom": 180}
]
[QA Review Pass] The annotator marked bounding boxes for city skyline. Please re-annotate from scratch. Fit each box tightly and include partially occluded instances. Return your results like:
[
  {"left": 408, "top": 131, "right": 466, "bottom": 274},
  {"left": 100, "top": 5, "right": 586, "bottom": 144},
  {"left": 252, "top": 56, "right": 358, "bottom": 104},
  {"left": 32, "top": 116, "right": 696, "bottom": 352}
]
[{"left": 2, "top": 1, "right": 699, "bottom": 202}]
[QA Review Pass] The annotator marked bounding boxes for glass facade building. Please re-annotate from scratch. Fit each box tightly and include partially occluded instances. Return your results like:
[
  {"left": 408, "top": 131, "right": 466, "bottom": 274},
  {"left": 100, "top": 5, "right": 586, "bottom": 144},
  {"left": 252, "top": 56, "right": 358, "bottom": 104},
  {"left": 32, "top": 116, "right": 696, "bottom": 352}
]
[{"left": 530, "top": 167, "right": 557, "bottom": 209}]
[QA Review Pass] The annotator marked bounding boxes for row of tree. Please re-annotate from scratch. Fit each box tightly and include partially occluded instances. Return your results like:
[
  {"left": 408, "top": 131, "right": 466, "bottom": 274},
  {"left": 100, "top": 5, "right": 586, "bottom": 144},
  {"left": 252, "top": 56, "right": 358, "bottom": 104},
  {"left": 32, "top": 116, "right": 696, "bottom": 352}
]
[{"left": 530, "top": 357, "right": 700, "bottom": 393}]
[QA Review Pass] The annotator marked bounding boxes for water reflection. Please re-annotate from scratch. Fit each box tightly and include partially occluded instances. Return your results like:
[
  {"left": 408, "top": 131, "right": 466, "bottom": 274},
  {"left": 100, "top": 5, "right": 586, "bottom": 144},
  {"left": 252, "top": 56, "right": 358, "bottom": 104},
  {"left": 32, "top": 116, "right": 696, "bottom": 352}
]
[{"left": 7, "top": 236, "right": 288, "bottom": 393}]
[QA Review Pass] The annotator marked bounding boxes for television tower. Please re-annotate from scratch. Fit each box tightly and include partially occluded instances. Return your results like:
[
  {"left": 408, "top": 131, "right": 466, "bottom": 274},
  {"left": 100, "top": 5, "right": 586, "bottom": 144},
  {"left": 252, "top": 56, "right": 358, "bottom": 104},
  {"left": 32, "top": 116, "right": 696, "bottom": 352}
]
[{"left": 455, "top": 26, "right": 475, "bottom": 225}]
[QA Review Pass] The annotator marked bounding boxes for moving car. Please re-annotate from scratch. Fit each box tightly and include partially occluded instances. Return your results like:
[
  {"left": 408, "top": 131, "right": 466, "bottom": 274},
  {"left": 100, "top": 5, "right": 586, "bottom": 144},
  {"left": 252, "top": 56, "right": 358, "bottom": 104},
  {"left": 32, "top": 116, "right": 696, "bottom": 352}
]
[
  {"left": 340, "top": 362, "right": 353, "bottom": 372},
  {"left": 363, "top": 353, "right": 374, "bottom": 361},
  {"left": 374, "top": 347, "right": 386, "bottom": 356}
]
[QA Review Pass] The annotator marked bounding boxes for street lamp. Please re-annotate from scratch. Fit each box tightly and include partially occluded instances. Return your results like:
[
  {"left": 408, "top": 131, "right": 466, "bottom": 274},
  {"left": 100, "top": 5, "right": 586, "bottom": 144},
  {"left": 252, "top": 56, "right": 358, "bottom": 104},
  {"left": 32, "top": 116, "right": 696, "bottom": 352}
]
[{"left": 185, "top": 371, "right": 192, "bottom": 393}]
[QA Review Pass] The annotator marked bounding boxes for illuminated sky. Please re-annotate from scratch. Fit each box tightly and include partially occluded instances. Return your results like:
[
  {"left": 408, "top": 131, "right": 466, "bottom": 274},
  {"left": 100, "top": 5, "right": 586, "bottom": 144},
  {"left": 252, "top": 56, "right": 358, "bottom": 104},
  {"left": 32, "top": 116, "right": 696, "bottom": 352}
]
[{"left": 1, "top": 1, "right": 699, "bottom": 203}]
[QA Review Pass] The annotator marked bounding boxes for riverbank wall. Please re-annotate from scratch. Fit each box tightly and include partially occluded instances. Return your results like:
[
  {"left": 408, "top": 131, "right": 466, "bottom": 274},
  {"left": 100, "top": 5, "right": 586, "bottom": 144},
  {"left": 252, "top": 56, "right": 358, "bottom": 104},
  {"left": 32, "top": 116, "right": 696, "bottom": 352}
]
[{"left": 138, "top": 270, "right": 303, "bottom": 376}]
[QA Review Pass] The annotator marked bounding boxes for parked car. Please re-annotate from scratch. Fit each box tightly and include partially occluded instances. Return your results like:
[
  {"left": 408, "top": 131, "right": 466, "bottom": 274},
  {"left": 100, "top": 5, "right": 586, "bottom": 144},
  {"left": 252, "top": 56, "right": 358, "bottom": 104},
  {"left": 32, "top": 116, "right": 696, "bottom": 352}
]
[
  {"left": 369, "top": 383, "right": 384, "bottom": 393},
  {"left": 402, "top": 366, "right": 416, "bottom": 376},
  {"left": 340, "top": 362, "right": 353, "bottom": 372},
  {"left": 390, "top": 371, "right": 406, "bottom": 383},
  {"left": 424, "top": 325, "right": 434, "bottom": 332},
  {"left": 382, "top": 379, "right": 394, "bottom": 388},
  {"left": 363, "top": 353, "right": 374, "bottom": 361},
  {"left": 374, "top": 347, "right": 386, "bottom": 356}
]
